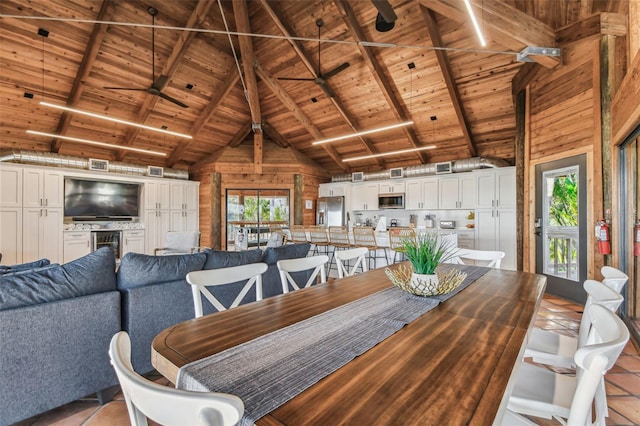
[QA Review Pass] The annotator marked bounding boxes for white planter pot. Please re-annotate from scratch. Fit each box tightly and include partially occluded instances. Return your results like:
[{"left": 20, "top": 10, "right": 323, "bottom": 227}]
[{"left": 410, "top": 272, "right": 439, "bottom": 290}]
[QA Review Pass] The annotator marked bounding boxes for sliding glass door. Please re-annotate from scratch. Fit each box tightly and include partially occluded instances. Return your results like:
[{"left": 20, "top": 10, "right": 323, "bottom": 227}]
[{"left": 226, "top": 189, "right": 290, "bottom": 250}]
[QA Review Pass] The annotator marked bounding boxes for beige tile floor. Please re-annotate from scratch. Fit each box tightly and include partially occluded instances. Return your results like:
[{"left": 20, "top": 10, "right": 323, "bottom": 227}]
[{"left": 12, "top": 294, "right": 640, "bottom": 426}]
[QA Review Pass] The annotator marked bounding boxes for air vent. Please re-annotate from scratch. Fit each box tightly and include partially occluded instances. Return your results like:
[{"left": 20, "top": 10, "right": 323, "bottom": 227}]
[
  {"left": 389, "top": 168, "right": 403, "bottom": 179},
  {"left": 435, "top": 161, "right": 452, "bottom": 174},
  {"left": 352, "top": 172, "right": 364, "bottom": 182},
  {"left": 147, "top": 166, "right": 164, "bottom": 177},
  {"left": 88, "top": 158, "right": 109, "bottom": 171}
]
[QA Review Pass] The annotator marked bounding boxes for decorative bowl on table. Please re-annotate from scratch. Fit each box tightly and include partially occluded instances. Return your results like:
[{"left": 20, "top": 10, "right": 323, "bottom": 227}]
[{"left": 385, "top": 264, "right": 467, "bottom": 297}]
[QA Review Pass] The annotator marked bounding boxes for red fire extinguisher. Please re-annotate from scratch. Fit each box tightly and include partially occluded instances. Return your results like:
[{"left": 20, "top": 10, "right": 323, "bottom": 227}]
[
  {"left": 634, "top": 222, "right": 640, "bottom": 257},
  {"left": 595, "top": 220, "right": 611, "bottom": 255}
]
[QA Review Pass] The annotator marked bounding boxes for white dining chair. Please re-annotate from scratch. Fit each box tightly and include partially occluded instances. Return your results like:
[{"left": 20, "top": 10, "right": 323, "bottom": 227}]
[
  {"left": 335, "top": 247, "right": 369, "bottom": 278},
  {"left": 277, "top": 255, "right": 328, "bottom": 293},
  {"left": 524, "top": 279, "right": 624, "bottom": 368},
  {"left": 506, "top": 304, "right": 629, "bottom": 426},
  {"left": 447, "top": 248, "right": 505, "bottom": 269},
  {"left": 109, "top": 331, "right": 244, "bottom": 426},
  {"left": 601, "top": 265, "right": 629, "bottom": 292},
  {"left": 186, "top": 262, "right": 268, "bottom": 317}
]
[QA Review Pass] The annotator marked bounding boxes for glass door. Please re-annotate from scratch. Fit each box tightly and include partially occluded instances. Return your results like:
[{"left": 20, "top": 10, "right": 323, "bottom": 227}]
[
  {"left": 226, "top": 189, "right": 290, "bottom": 250},
  {"left": 535, "top": 155, "right": 587, "bottom": 303}
]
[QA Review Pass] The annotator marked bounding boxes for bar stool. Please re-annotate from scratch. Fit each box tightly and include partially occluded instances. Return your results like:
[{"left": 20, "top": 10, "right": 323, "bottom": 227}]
[
  {"left": 288, "top": 225, "right": 308, "bottom": 245},
  {"left": 353, "top": 226, "right": 389, "bottom": 270},
  {"left": 388, "top": 227, "right": 416, "bottom": 263},
  {"left": 328, "top": 226, "right": 352, "bottom": 275},
  {"left": 308, "top": 226, "right": 331, "bottom": 256}
]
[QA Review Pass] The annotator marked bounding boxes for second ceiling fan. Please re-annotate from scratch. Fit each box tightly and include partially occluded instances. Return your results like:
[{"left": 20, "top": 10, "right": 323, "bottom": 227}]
[
  {"left": 278, "top": 19, "right": 350, "bottom": 98},
  {"left": 103, "top": 7, "right": 188, "bottom": 109}
]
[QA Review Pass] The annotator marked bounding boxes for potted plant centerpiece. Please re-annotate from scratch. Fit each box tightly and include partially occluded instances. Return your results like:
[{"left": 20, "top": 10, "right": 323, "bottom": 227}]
[{"left": 402, "top": 232, "right": 458, "bottom": 288}]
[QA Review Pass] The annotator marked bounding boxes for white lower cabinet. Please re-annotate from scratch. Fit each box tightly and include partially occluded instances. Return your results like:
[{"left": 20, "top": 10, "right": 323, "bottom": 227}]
[
  {"left": 22, "top": 208, "right": 63, "bottom": 263},
  {"left": 63, "top": 232, "right": 91, "bottom": 263},
  {"left": 145, "top": 210, "right": 171, "bottom": 255},
  {"left": 476, "top": 209, "right": 516, "bottom": 270},
  {"left": 0, "top": 208, "right": 22, "bottom": 265},
  {"left": 123, "top": 230, "right": 145, "bottom": 256}
]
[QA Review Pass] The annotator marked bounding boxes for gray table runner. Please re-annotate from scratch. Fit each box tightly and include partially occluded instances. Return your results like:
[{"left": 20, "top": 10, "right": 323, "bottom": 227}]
[{"left": 177, "top": 264, "right": 489, "bottom": 425}]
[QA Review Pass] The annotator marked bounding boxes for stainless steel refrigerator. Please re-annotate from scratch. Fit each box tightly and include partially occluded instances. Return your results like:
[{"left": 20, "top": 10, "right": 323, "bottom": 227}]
[{"left": 316, "top": 196, "right": 345, "bottom": 227}]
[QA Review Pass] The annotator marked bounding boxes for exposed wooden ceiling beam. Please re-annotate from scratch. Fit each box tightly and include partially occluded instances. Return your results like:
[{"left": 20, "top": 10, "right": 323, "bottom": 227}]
[
  {"left": 51, "top": 0, "right": 112, "bottom": 153},
  {"left": 228, "top": 121, "right": 253, "bottom": 147},
  {"left": 421, "top": 6, "right": 476, "bottom": 157},
  {"left": 263, "top": 120, "right": 290, "bottom": 148},
  {"left": 167, "top": 68, "right": 240, "bottom": 167},
  {"left": 255, "top": 63, "right": 349, "bottom": 172},
  {"left": 233, "top": 0, "right": 262, "bottom": 174},
  {"left": 116, "top": 0, "right": 216, "bottom": 161},
  {"left": 556, "top": 12, "right": 627, "bottom": 45},
  {"left": 260, "top": 0, "right": 385, "bottom": 168},
  {"left": 418, "top": 0, "right": 560, "bottom": 69},
  {"left": 335, "top": 0, "right": 430, "bottom": 164}
]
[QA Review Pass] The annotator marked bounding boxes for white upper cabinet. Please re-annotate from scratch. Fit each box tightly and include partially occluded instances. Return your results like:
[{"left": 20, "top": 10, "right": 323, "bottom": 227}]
[
  {"left": 405, "top": 178, "right": 438, "bottom": 210},
  {"left": 0, "top": 166, "right": 22, "bottom": 207},
  {"left": 475, "top": 167, "right": 516, "bottom": 209},
  {"left": 319, "top": 182, "right": 349, "bottom": 197},
  {"left": 22, "top": 168, "right": 63, "bottom": 208},
  {"left": 351, "top": 182, "right": 379, "bottom": 211},
  {"left": 170, "top": 181, "right": 198, "bottom": 211},
  {"left": 378, "top": 182, "right": 405, "bottom": 194},
  {"left": 438, "top": 174, "right": 476, "bottom": 209},
  {"left": 145, "top": 180, "right": 171, "bottom": 210}
]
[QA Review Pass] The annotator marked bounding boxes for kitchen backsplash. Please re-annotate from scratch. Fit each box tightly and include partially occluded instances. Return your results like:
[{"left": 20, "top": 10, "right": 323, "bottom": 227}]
[{"left": 352, "top": 209, "right": 475, "bottom": 230}]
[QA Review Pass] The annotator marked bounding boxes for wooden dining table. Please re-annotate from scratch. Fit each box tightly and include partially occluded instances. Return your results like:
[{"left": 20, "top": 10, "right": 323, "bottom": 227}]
[{"left": 152, "top": 264, "right": 546, "bottom": 425}]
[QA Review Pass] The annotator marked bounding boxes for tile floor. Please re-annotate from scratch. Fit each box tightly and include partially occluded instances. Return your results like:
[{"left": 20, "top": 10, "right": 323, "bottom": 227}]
[{"left": 12, "top": 294, "right": 640, "bottom": 426}]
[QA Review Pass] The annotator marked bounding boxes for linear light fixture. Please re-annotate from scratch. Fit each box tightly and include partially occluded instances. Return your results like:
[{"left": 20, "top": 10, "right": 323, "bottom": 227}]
[
  {"left": 343, "top": 145, "right": 436, "bottom": 162},
  {"left": 39, "top": 101, "right": 193, "bottom": 139},
  {"left": 464, "top": 0, "right": 486, "bottom": 47},
  {"left": 26, "top": 130, "right": 167, "bottom": 156},
  {"left": 312, "top": 121, "right": 414, "bottom": 145}
]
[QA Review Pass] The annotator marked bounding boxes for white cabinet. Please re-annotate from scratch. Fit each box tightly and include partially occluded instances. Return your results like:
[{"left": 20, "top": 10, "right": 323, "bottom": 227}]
[
  {"left": 476, "top": 208, "right": 516, "bottom": 270},
  {"left": 122, "top": 230, "right": 145, "bottom": 256},
  {"left": 63, "top": 232, "right": 91, "bottom": 263},
  {"left": 170, "top": 181, "right": 198, "bottom": 211},
  {"left": 438, "top": 174, "right": 476, "bottom": 209},
  {"left": 145, "top": 209, "right": 171, "bottom": 255},
  {"left": 405, "top": 178, "right": 438, "bottom": 210},
  {"left": 319, "top": 182, "right": 349, "bottom": 197},
  {"left": 22, "top": 168, "right": 63, "bottom": 209},
  {"left": 351, "top": 182, "right": 379, "bottom": 211},
  {"left": 0, "top": 208, "right": 22, "bottom": 264},
  {"left": 23, "top": 207, "right": 63, "bottom": 263},
  {"left": 170, "top": 209, "right": 198, "bottom": 232},
  {"left": 145, "top": 180, "right": 171, "bottom": 210},
  {"left": 0, "top": 166, "right": 22, "bottom": 207},
  {"left": 475, "top": 167, "right": 516, "bottom": 209},
  {"left": 378, "top": 182, "right": 405, "bottom": 194}
]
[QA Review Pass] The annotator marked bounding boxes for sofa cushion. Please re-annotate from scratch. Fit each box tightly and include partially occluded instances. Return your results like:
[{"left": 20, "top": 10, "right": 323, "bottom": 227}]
[
  {"left": 0, "top": 258, "right": 51, "bottom": 275},
  {"left": 262, "top": 243, "right": 311, "bottom": 265},
  {"left": 203, "top": 248, "right": 263, "bottom": 270},
  {"left": 117, "top": 251, "right": 207, "bottom": 290},
  {"left": 0, "top": 248, "right": 116, "bottom": 311}
]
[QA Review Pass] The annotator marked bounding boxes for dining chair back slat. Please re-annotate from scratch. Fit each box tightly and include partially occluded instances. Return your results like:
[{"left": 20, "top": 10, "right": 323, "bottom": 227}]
[
  {"left": 335, "top": 247, "right": 368, "bottom": 278},
  {"left": 277, "top": 255, "right": 328, "bottom": 293}
]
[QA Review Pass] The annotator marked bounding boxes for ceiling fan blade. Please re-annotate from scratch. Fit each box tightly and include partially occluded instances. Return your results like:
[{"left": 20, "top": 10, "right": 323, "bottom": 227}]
[
  {"left": 277, "top": 77, "right": 316, "bottom": 81},
  {"left": 103, "top": 87, "right": 148, "bottom": 91},
  {"left": 157, "top": 91, "right": 189, "bottom": 108},
  {"left": 153, "top": 75, "right": 169, "bottom": 90},
  {"left": 317, "top": 82, "right": 336, "bottom": 98},
  {"left": 323, "top": 62, "right": 350, "bottom": 80}
]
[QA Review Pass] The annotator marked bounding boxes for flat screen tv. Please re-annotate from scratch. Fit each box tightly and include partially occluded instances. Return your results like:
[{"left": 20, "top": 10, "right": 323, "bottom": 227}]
[{"left": 64, "top": 178, "right": 141, "bottom": 219}]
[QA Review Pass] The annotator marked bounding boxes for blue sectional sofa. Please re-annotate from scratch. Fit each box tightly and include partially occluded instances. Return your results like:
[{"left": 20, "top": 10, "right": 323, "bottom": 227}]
[{"left": 0, "top": 243, "right": 311, "bottom": 425}]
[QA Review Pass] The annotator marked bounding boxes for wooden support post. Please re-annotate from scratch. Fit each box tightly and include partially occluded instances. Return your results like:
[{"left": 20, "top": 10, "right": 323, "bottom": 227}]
[
  {"left": 294, "top": 174, "right": 304, "bottom": 226},
  {"left": 514, "top": 90, "right": 526, "bottom": 272},
  {"left": 211, "top": 172, "right": 221, "bottom": 250}
]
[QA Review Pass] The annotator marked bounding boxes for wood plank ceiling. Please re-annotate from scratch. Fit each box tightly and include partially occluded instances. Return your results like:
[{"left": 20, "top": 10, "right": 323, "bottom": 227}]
[{"left": 0, "top": 0, "right": 628, "bottom": 176}]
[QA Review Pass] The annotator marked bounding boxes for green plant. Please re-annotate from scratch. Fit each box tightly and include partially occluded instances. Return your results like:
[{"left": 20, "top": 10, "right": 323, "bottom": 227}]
[{"left": 402, "top": 233, "right": 458, "bottom": 275}]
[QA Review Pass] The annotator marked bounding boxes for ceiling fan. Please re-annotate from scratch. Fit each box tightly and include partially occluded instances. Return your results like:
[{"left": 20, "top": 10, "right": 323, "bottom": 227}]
[
  {"left": 103, "top": 7, "right": 188, "bottom": 108},
  {"left": 278, "top": 19, "right": 350, "bottom": 98}
]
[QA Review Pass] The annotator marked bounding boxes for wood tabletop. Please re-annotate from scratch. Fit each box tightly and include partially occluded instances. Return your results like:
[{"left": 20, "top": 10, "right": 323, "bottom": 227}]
[{"left": 152, "top": 264, "right": 546, "bottom": 425}]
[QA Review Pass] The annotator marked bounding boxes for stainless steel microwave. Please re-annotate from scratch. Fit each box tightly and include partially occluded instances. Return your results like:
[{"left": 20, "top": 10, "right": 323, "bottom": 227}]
[{"left": 378, "top": 193, "right": 405, "bottom": 209}]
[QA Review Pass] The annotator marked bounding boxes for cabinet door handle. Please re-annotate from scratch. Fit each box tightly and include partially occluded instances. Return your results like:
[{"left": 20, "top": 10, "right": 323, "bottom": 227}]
[
  {"left": 44, "top": 209, "right": 47, "bottom": 217},
  {"left": 45, "top": 198, "right": 48, "bottom": 207},
  {"left": 496, "top": 199, "right": 499, "bottom": 208},
  {"left": 40, "top": 198, "right": 43, "bottom": 206}
]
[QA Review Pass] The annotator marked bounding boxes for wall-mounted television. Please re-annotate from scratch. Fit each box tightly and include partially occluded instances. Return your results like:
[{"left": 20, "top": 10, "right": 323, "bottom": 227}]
[{"left": 64, "top": 178, "right": 141, "bottom": 219}]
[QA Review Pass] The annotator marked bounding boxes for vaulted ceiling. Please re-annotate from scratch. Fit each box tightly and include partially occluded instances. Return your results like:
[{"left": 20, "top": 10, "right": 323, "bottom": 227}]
[{"left": 0, "top": 0, "right": 629, "bottom": 176}]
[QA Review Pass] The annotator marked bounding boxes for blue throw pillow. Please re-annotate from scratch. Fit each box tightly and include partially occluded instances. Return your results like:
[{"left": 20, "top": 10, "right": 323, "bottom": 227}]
[
  {"left": 0, "top": 248, "right": 116, "bottom": 311},
  {"left": 203, "top": 248, "right": 263, "bottom": 270},
  {"left": 117, "top": 251, "right": 207, "bottom": 290},
  {"left": 0, "top": 258, "right": 51, "bottom": 275}
]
